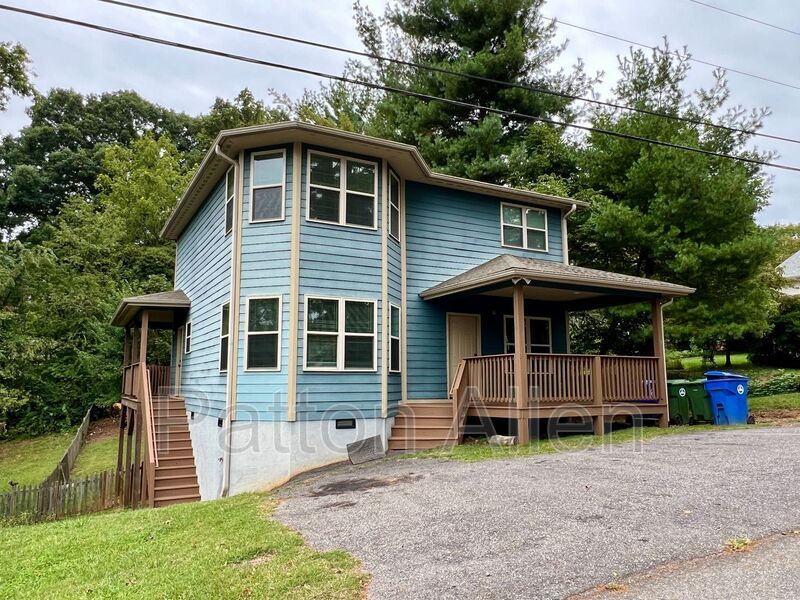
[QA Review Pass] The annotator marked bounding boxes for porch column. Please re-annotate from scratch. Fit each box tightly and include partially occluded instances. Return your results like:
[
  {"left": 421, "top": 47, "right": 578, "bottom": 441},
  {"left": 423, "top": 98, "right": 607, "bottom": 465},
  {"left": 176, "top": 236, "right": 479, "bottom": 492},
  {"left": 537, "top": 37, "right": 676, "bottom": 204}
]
[
  {"left": 651, "top": 299, "right": 669, "bottom": 428},
  {"left": 512, "top": 283, "right": 529, "bottom": 444}
]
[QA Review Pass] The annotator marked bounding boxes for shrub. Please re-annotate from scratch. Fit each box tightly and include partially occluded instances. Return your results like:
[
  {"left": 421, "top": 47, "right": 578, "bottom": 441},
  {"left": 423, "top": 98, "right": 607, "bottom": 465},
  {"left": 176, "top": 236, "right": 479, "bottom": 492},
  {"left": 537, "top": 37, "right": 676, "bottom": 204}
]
[
  {"left": 750, "top": 297, "right": 800, "bottom": 368},
  {"left": 748, "top": 371, "right": 800, "bottom": 398}
]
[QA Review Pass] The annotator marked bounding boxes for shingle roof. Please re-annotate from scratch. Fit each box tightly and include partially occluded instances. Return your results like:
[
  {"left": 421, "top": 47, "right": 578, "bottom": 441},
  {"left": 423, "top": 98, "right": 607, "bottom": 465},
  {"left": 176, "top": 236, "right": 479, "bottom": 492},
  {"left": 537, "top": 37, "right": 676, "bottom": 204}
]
[
  {"left": 779, "top": 250, "right": 800, "bottom": 280},
  {"left": 420, "top": 255, "right": 695, "bottom": 300},
  {"left": 111, "top": 290, "right": 191, "bottom": 327}
]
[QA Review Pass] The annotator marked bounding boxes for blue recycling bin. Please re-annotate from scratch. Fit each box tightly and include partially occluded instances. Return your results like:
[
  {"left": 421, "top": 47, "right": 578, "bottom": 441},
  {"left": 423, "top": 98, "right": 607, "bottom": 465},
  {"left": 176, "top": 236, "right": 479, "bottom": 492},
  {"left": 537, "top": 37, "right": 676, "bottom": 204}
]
[{"left": 703, "top": 371, "right": 750, "bottom": 425}]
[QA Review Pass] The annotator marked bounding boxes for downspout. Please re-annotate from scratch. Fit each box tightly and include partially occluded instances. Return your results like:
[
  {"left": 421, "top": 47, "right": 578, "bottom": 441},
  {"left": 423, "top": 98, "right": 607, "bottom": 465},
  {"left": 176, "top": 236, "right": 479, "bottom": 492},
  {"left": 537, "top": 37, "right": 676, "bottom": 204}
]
[
  {"left": 215, "top": 144, "right": 238, "bottom": 499},
  {"left": 562, "top": 203, "right": 577, "bottom": 265}
]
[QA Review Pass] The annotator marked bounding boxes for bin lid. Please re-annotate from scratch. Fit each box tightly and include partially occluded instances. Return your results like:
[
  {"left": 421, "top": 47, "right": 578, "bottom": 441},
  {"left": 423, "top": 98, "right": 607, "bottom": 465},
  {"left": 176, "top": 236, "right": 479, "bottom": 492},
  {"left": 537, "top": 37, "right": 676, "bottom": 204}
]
[
  {"left": 667, "top": 379, "right": 691, "bottom": 385},
  {"left": 704, "top": 370, "right": 749, "bottom": 380}
]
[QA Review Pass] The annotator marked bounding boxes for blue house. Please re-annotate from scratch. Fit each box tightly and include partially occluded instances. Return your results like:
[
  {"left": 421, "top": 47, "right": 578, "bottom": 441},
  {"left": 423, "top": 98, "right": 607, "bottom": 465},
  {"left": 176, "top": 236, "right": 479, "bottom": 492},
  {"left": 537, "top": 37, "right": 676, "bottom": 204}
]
[{"left": 111, "top": 122, "right": 693, "bottom": 506}]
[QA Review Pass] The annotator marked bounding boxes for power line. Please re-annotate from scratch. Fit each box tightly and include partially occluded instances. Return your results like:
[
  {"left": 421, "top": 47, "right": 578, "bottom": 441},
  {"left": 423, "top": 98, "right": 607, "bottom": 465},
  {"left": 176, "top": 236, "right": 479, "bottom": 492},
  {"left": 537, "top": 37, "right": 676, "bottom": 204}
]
[
  {"left": 687, "top": 0, "right": 800, "bottom": 38},
  {"left": 2, "top": 3, "right": 798, "bottom": 173},
  {"left": 93, "top": 0, "right": 800, "bottom": 146},
  {"left": 548, "top": 15, "right": 800, "bottom": 92}
]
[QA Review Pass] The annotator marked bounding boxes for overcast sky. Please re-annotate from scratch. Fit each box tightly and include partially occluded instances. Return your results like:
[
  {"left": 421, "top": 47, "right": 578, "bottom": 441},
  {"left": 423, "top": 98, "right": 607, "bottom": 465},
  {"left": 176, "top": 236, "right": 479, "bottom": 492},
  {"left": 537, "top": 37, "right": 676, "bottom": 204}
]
[{"left": 1, "top": 0, "right": 798, "bottom": 224}]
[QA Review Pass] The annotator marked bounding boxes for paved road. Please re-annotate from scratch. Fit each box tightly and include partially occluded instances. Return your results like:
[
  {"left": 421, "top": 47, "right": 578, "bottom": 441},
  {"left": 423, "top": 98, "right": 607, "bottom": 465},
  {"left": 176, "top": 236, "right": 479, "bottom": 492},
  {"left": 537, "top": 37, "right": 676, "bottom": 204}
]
[{"left": 275, "top": 427, "right": 800, "bottom": 599}]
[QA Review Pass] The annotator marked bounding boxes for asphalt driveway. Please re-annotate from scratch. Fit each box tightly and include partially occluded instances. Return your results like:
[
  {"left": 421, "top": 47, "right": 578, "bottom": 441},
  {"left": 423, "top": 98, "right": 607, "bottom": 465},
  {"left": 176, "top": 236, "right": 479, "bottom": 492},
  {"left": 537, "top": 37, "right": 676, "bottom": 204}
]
[{"left": 275, "top": 427, "right": 800, "bottom": 599}]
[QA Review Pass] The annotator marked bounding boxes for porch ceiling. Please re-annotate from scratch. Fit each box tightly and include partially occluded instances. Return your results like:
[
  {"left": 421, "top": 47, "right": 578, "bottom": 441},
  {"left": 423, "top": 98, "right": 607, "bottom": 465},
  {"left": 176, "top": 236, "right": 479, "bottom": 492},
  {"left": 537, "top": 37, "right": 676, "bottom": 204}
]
[
  {"left": 421, "top": 255, "right": 694, "bottom": 307},
  {"left": 111, "top": 290, "right": 190, "bottom": 328}
]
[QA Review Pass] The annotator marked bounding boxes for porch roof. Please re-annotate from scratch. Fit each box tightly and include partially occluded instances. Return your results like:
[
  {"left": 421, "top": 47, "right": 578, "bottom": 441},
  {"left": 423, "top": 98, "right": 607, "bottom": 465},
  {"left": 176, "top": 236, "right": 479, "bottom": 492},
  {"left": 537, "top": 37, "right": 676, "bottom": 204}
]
[
  {"left": 420, "top": 255, "right": 694, "bottom": 304},
  {"left": 111, "top": 290, "right": 191, "bottom": 328}
]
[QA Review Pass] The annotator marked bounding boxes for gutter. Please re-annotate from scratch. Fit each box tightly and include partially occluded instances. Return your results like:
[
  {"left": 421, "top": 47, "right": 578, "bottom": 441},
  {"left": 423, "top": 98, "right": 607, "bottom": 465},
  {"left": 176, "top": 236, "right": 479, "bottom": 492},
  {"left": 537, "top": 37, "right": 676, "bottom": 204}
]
[
  {"left": 562, "top": 203, "right": 577, "bottom": 265},
  {"left": 215, "top": 144, "right": 238, "bottom": 499}
]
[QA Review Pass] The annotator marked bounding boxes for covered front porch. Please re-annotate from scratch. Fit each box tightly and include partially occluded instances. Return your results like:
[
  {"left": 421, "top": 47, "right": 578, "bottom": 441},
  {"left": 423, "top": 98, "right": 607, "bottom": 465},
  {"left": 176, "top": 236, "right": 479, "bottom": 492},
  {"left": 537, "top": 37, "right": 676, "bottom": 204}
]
[{"left": 423, "top": 255, "right": 694, "bottom": 445}]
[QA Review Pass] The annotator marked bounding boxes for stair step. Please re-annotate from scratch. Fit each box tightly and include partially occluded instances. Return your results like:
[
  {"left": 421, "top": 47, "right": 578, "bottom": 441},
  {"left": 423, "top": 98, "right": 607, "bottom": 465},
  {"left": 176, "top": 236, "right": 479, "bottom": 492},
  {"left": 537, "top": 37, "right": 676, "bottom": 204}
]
[
  {"left": 155, "top": 474, "right": 198, "bottom": 487},
  {"left": 156, "top": 456, "right": 195, "bottom": 467},
  {"left": 155, "top": 465, "right": 198, "bottom": 477},
  {"left": 393, "top": 416, "right": 454, "bottom": 427},
  {"left": 154, "top": 482, "right": 200, "bottom": 493},
  {"left": 388, "top": 438, "right": 453, "bottom": 450},
  {"left": 153, "top": 493, "right": 201, "bottom": 508},
  {"left": 397, "top": 406, "right": 453, "bottom": 417}
]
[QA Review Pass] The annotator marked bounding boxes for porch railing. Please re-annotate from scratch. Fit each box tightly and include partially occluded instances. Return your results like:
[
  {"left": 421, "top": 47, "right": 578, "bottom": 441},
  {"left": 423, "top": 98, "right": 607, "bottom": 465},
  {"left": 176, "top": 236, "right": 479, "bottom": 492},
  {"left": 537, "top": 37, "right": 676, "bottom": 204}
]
[
  {"left": 122, "top": 362, "right": 141, "bottom": 400},
  {"left": 461, "top": 353, "right": 663, "bottom": 406}
]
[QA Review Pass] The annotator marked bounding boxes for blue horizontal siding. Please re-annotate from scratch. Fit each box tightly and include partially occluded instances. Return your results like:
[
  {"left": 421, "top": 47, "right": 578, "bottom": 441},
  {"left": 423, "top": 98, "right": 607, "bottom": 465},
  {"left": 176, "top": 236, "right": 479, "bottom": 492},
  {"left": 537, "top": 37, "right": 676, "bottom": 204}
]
[
  {"left": 175, "top": 175, "right": 231, "bottom": 418},
  {"left": 236, "top": 144, "right": 293, "bottom": 421},
  {"left": 405, "top": 181, "right": 565, "bottom": 399},
  {"left": 295, "top": 144, "right": 384, "bottom": 419}
]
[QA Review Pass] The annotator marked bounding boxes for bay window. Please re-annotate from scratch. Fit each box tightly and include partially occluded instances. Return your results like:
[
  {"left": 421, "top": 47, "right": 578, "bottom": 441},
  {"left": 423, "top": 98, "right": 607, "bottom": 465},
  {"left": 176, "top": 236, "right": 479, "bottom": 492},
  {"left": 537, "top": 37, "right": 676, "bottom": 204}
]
[
  {"left": 305, "top": 297, "right": 376, "bottom": 371},
  {"left": 250, "top": 151, "right": 285, "bottom": 222},
  {"left": 308, "top": 151, "right": 377, "bottom": 228},
  {"left": 246, "top": 297, "right": 281, "bottom": 370}
]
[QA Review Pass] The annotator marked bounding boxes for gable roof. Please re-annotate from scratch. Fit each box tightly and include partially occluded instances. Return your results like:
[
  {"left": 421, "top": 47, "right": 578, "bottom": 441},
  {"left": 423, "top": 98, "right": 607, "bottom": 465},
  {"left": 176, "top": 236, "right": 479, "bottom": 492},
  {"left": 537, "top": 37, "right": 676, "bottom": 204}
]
[
  {"left": 420, "top": 255, "right": 695, "bottom": 300},
  {"left": 779, "top": 250, "right": 800, "bottom": 280},
  {"left": 111, "top": 290, "right": 191, "bottom": 327},
  {"left": 161, "top": 121, "right": 588, "bottom": 240}
]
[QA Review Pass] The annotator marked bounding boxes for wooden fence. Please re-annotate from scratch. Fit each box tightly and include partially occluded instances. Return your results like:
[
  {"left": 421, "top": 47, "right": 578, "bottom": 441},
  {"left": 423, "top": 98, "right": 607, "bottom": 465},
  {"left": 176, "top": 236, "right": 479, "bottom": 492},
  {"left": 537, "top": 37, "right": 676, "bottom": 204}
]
[
  {"left": 41, "top": 407, "right": 93, "bottom": 486},
  {"left": 0, "top": 469, "right": 121, "bottom": 524}
]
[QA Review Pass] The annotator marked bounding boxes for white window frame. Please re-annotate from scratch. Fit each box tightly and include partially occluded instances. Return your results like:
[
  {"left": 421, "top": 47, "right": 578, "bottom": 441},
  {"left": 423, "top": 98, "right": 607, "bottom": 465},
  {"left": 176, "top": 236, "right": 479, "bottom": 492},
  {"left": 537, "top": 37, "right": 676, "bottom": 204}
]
[
  {"left": 249, "top": 149, "right": 286, "bottom": 224},
  {"left": 303, "top": 295, "right": 378, "bottom": 372},
  {"left": 500, "top": 202, "right": 549, "bottom": 253},
  {"left": 389, "top": 303, "right": 401, "bottom": 373},
  {"left": 184, "top": 321, "right": 192, "bottom": 354},
  {"left": 306, "top": 149, "right": 379, "bottom": 230},
  {"left": 389, "top": 170, "right": 401, "bottom": 242},
  {"left": 244, "top": 295, "right": 282, "bottom": 372},
  {"left": 224, "top": 166, "right": 235, "bottom": 236},
  {"left": 503, "top": 315, "right": 552, "bottom": 354},
  {"left": 219, "top": 302, "right": 230, "bottom": 373}
]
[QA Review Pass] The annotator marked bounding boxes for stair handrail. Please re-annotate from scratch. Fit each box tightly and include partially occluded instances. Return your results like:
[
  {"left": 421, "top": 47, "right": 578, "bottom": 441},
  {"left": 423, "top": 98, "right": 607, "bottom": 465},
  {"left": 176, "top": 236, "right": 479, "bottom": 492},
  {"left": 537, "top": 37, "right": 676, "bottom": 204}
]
[
  {"left": 140, "top": 367, "right": 158, "bottom": 506},
  {"left": 449, "top": 359, "right": 471, "bottom": 444}
]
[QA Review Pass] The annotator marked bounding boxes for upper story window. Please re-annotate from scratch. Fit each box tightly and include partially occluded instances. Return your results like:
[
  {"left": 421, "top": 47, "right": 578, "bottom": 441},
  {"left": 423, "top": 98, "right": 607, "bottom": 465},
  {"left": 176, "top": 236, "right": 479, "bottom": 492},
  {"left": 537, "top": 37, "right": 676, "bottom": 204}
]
[
  {"left": 389, "top": 171, "right": 400, "bottom": 241},
  {"left": 224, "top": 167, "right": 235, "bottom": 236},
  {"left": 250, "top": 150, "right": 285, "bottom": 223},
  {"left": 501, "top": 203, "right": 548, "bottom": 252},
  {"left": 308, "top": 151, "right": 377, "bottom": 229}
]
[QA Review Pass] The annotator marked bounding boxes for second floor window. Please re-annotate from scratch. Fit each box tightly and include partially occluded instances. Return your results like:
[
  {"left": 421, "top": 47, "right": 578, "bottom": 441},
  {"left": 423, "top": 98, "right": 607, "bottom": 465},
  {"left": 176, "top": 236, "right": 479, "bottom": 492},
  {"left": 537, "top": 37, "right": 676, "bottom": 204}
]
[
  {"left": 501, "top": 204, "right": 548, "bottom": 252},
  {"left": 308, "top": 152, "right": 377, "bottom": 228},
  {"left": 389, "top": 172, "right": 400, "bottom": 241},
  {"left": 224, "top": 167, "right": 235, "bottom": 236},
  {"left": 250, "top": 151, "right": 285, "bottom": 222}
]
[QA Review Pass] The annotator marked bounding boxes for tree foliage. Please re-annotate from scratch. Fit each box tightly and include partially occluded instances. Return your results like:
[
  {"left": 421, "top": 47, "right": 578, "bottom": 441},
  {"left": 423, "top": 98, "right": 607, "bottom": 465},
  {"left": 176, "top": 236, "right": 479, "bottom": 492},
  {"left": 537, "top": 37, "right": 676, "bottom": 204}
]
[
  {"left": 570, "top": 45, "right": 778, "bottom": 357},
  {"left": 0, "top": 41, "right": 33, "bottom": 112}
]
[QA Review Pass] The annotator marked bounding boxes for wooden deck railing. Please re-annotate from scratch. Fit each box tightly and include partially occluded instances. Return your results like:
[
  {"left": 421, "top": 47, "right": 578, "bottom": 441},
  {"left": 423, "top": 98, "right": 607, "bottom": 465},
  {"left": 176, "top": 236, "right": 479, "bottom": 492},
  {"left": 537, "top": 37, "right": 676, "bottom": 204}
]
[
  {"left": 122, "top": 361, "right": 141, "bottom": 399},
  {"left": 140, "top": 368, "right": 158, "bottom": 507},
  {"left": 462, "top": 353, "right": 664, "bottom": 406}
]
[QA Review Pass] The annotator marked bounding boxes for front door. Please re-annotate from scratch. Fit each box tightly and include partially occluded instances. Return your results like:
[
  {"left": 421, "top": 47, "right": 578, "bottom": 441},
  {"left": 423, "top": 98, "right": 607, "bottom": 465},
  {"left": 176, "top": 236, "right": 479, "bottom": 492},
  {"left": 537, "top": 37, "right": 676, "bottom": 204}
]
[{"left": 447, "top": 313, "right": 481, "bottom": 389}]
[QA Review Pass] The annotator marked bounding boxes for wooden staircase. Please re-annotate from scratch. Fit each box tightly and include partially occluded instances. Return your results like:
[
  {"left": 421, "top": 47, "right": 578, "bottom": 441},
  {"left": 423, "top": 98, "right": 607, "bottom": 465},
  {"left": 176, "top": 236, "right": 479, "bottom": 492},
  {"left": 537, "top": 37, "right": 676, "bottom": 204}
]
[
  {"left": 151, "top": 396, "right": 200, "bottom": 507},
  {"left": 388, "top": 401, "right": 458, "bottom": 451}
]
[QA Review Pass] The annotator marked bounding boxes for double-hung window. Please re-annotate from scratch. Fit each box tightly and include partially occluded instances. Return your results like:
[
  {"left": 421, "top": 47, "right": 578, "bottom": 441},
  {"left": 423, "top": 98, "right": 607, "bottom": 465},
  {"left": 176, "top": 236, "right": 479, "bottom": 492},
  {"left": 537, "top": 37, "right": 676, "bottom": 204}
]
[
  {"left": 250, "top": 151, "right": 285, "bottom": 222},
  {"left": 308, "top": 152, "right": 377, "bottom": 228},
  {"left": 184, "top": 322, "right": 192, "bottom": 354},
  {"left": 219, "top": 303, "right": 230, "bottom": 372},
  {"left": 305, "top": 297, "right": 376, "bottom": 371},
  {"left": 389, "top": 171, "right": 400, "bottom": 241},
  {"left": 501, "top": 203, "right": 548, "bottom": 251},
  {"left": 503, "top": 316, "right": 552, "bottom": 354},
  {"left": 390, "top": 305, "right": 401, "bottom": 373},
  {"left": 224, "top": 167, "right": 235, "bottom": 236},
  {"left": 246, "top": 297, "right": 281, "bottom": 370}
]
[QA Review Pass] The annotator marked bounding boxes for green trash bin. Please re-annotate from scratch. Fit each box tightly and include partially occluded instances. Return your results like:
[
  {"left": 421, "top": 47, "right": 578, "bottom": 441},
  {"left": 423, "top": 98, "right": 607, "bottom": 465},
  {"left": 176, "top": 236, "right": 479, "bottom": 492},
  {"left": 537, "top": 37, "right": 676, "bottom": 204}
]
[
  {"left": 685, "top": 378, "right": 713, "bottom": 424},
  {"left": 667, "top": 380, "right": 692, "bottom": 425}
]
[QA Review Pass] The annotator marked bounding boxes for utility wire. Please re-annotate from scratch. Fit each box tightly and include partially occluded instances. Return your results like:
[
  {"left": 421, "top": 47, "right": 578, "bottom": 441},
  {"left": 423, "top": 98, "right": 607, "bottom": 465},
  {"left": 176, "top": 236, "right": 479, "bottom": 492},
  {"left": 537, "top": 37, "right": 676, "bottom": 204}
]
[
  {"left": 687, "top": 0, "right": 800, "bottom": 38},
  {"left": 2, "top": 3, "right": 798, "bottom": 173},
  {"left": 94, "top": 0, "right": 800, "bottom": 146},
  {"left": 548, "top": 15, "right": 800, "bottom": 92}
]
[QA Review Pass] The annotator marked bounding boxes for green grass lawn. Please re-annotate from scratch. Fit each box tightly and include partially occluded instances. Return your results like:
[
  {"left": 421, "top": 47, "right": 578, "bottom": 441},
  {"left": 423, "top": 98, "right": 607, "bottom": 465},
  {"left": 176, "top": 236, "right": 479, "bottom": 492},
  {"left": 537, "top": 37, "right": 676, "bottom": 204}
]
[
  {"left": 403, "top": 424, "right": 738, "bottom": 462},
  {"left": 0, "top": 493, "right": 365, "bottom": 599},
  {"left": 749, "top": 393, "right": 800, "bottom": 411},
  {"left": 71, "top": 436, "right": 119, "bottom": 478},
  {"left": 0, "top": 431, "right": 74, "bottom": 492},
  {"left": 681, "top": 352, "right": 751, "bottom": 371}
]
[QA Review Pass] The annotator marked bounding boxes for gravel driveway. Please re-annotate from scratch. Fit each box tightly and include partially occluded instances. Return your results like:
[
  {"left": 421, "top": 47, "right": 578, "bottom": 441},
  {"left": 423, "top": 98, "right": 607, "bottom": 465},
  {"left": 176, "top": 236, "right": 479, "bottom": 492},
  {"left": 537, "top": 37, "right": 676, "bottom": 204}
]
[{"left": 275, "top": 427, "right": 800, "bottom": 599}]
